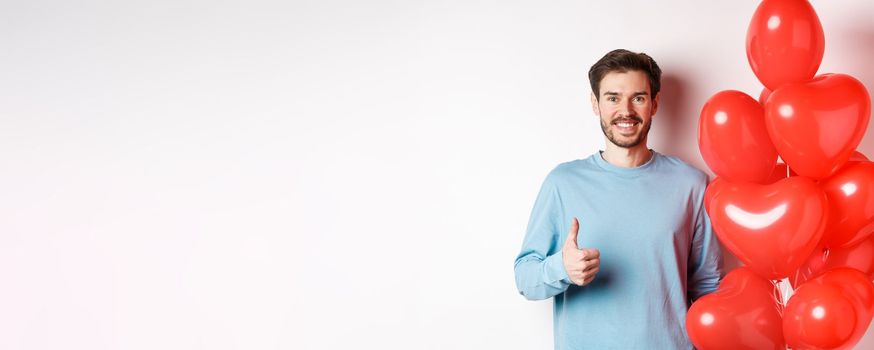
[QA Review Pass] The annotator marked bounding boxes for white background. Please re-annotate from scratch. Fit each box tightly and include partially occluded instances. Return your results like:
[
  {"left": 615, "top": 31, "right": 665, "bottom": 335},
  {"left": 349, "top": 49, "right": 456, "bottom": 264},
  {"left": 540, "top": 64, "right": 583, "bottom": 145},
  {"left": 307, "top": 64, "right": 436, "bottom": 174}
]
[{"left": 2, "top": 0, "right": 874, "bottom": 349}]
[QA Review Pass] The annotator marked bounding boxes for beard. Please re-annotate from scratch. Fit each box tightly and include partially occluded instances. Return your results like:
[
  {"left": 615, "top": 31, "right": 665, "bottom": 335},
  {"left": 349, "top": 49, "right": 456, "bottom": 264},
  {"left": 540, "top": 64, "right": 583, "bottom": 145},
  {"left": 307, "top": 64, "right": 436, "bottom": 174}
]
[{"left": 599, "top": 115, "right": 651, "bottom": 148}]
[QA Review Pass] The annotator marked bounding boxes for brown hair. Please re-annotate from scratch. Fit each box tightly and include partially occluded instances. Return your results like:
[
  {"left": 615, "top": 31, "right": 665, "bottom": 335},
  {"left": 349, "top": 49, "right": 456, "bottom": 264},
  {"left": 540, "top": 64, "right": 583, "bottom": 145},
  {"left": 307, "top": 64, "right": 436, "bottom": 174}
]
[{"left": 588, "top": 49, "right": 662, "bottom": 100}]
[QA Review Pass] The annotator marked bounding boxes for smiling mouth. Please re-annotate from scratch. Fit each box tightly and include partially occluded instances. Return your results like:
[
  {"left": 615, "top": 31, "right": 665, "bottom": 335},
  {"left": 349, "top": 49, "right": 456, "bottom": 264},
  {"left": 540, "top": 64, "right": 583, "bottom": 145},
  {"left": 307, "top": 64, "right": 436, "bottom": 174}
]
[{"left": 612, "top": 118, "right": 641, "bottom": 133}]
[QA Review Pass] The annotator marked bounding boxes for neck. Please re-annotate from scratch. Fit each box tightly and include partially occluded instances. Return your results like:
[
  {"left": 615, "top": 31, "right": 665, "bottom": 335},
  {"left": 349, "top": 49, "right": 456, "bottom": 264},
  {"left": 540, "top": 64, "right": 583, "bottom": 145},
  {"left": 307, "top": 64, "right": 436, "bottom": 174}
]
[{"left": 601, "top": 142, "right": 652, "bottom": 168}]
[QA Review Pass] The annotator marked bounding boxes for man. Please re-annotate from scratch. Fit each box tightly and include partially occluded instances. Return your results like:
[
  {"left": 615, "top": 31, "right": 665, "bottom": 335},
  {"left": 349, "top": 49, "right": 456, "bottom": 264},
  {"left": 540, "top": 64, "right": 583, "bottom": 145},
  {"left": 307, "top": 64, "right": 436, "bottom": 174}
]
[{"left": 513, "top": 49, "right": 723, "bottom": 349}]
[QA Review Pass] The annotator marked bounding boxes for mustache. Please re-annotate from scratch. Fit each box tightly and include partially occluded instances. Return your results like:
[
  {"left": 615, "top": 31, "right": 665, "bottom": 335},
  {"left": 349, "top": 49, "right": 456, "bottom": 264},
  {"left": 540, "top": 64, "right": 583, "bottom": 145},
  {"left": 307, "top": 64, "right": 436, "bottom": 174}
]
[{"left": 612, "top": 116, "right": 643, "bottom": 124}]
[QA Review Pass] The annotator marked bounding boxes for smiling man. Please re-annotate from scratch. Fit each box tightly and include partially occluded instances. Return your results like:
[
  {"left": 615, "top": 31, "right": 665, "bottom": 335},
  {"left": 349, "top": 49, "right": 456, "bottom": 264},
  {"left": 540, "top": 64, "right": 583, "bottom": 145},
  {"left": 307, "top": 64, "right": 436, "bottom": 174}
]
[{"left": 514, "top": 49, "right": 724, "bottom": 349}]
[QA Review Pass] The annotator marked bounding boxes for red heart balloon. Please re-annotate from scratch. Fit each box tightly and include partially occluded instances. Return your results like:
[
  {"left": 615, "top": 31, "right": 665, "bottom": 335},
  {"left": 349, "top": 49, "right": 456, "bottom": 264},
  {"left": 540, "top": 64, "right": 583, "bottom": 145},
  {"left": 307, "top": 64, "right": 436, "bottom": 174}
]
[
  {"left": 686, "top": 267, "right": 784, "bottom": 350},
  {"left": 706, "top": 169, "right": 795, "bottom": 221},
  {"left": 784, "top": 268, "right": 874, "bottom": 350},
  {"left": 699, "top": 90, "right": 778, "bottom": 183},
  {"left": 746, "top": 0, "right": 824, "bottom": 90},
  {"left": 792, "top": 235, "right": 874, "bottom": 289},
  {"left": 819, "top": 161, "right": 874, "bottom": 248},
  {"left": 710, "top": 177, "right": 827, "bottom": 280},
  {"left": 764, "top": 73, "right": 871, "bottom": 179},
  {"left": 704, "top": 165, "right": 789, "bottom": 217}
]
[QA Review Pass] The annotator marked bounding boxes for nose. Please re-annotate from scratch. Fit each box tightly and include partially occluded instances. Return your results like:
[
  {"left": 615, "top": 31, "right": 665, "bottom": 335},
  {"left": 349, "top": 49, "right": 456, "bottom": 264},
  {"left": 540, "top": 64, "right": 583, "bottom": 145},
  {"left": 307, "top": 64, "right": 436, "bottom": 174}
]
[{"left": 618, "top": 99, "right": 636, "bottom": 117}]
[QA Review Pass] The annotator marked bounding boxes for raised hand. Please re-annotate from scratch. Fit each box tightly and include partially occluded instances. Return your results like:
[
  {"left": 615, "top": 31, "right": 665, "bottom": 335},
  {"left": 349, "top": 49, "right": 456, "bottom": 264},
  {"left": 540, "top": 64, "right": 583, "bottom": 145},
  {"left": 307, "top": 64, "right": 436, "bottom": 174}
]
[{"left": 562, "top": 217, "right": 601, "bottom": 286}]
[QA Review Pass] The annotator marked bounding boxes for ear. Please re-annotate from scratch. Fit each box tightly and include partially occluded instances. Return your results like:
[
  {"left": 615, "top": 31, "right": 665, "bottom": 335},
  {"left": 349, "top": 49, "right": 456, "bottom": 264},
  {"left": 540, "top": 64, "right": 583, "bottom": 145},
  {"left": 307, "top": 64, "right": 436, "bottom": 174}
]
[
  {"left": 651, "top": 92, "right": 660, "bottom": 116},
  {"left": 590, "top": 92, "right": 599, "bottom": 115}
]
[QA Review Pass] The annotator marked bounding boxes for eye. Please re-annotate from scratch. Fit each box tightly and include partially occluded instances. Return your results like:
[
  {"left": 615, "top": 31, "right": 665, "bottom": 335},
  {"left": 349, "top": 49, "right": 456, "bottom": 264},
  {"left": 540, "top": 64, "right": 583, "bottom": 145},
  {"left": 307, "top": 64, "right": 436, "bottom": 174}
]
[
  {"left": 633, "top": 96, "right": 646, "bottom": 103},
  {"left": 606, "top": 96, "right": 618, "bottom": 102}
]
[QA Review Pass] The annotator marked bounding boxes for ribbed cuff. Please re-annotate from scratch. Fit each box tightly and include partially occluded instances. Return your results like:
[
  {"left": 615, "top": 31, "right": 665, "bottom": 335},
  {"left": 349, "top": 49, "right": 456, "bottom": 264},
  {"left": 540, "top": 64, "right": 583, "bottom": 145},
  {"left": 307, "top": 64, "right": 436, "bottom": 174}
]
[{"left": 545, "top": 251, "right": 571, "bottom": 284}]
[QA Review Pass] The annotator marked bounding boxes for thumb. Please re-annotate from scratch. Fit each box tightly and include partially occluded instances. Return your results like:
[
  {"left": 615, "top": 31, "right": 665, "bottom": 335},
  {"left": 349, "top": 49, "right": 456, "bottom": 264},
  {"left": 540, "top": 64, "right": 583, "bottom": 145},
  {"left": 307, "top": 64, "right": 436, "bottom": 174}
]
[{"left": 565, "top": 217, "right": 580, "bottom": 249}]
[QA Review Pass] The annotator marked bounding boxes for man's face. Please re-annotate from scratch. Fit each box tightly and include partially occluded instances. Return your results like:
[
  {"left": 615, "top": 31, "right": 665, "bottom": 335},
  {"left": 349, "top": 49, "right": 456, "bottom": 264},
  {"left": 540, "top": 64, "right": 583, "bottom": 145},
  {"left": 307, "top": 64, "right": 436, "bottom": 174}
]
[{"left": 591, "top": 70, "right": 659, "bottom": 149}]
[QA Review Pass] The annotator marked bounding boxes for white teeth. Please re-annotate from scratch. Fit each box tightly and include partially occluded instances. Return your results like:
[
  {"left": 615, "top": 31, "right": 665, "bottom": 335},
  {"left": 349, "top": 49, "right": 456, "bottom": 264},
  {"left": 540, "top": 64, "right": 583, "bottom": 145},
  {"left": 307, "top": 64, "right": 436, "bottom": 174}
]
[{"left": 617, "top": 122, "right": 634, "bottom": 127}]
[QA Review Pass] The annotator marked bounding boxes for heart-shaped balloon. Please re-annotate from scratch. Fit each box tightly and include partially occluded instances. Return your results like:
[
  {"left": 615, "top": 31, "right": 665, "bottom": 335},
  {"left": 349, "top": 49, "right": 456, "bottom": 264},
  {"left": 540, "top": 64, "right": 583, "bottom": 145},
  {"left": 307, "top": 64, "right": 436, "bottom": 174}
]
[
  {"left": 784, "top": 268, "right": 874, "bottom": 350},
  {"left": 746, "top": 0, "right": 824, "bottom": 90},
  {"left": 710, "top": 177, "right": 828, "bottom": 280},
  {"left": 792, "top": 235, "right": 874, "bottom": 289},
  {"left": 704, "top": 165, "right": 788, "bottom": 216},
  {"left": 699, "top": 90, "right": 778, "bottom": 183},
  {"left": 764, "top": 73, "right": 871, "bottom": 179},
  {"left": 819, "top": 161, "right": 874, "bottom": 248},
  {"left": 686, "top": 267, "right": 784, "bottom": 350}
]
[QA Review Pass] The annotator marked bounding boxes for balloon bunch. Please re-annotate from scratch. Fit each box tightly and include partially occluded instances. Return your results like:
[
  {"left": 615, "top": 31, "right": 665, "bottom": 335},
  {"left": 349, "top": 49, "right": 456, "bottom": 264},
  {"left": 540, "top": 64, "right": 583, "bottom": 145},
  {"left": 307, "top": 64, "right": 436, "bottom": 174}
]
[{"left": 687, "top": 1, "right": 874, "bottom": 349}]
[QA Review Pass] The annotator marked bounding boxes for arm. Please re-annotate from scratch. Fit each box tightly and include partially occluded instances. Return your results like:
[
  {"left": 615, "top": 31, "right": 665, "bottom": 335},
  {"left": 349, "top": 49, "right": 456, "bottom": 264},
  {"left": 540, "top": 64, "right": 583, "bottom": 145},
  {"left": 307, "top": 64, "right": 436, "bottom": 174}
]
[
  {"left": 514, "top": 176, "right": 572, "bottom": 300},
  {"left": 687, "top": 189, "right": 724, "bottom": 302}
]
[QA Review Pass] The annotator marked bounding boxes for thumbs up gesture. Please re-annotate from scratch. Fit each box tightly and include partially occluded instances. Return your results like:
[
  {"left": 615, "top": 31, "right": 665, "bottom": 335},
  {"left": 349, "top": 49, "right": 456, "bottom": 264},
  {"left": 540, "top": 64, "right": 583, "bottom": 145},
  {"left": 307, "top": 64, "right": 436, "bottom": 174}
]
[{"left": 562, "top": 217, "right": 601, "bottom": 286}]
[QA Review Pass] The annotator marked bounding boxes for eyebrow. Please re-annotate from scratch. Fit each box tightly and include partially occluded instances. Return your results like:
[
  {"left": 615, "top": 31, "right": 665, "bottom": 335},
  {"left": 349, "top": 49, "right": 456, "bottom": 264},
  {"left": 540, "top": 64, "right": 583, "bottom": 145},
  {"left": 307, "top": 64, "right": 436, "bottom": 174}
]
[{"left": 603, "top": 91, "right": 650, "bottom": 96}]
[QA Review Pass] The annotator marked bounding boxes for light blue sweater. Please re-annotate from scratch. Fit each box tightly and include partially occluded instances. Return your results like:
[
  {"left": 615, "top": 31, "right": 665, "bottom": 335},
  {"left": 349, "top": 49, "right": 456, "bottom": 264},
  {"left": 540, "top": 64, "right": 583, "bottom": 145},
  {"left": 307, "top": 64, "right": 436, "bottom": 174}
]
[{"left": 514, "top": 151, "right": 723, "bottom": 349}]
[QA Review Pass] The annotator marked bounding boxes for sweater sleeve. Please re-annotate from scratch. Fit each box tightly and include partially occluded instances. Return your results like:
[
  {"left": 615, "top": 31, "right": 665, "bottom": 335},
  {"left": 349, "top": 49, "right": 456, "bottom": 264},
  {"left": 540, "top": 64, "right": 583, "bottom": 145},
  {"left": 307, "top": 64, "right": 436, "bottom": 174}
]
[
  {"left": 514, "top": 174, "right": 572, "bottom": 301},
  {"left": 687, "top": 183, "right": 724, "bottom": 302}
]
